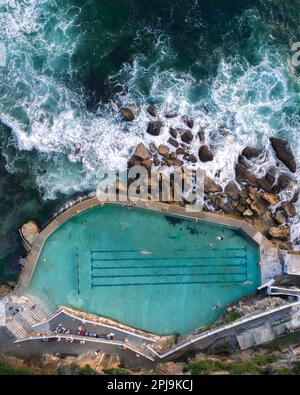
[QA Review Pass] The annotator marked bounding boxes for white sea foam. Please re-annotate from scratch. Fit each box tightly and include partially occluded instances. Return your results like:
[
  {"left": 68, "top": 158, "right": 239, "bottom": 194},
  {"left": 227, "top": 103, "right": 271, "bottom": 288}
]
[{"left": 0, "top": 2, "right": 299, "bottom": 219}]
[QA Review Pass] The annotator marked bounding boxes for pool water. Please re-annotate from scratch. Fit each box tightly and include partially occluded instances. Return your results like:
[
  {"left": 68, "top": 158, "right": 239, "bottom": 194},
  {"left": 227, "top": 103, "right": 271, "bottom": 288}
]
[{"left": 27, "top": 204, "right": 260, "bottom": 335}]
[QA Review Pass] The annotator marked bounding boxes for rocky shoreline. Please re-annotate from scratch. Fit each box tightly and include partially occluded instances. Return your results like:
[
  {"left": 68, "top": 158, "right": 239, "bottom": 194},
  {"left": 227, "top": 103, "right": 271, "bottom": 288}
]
[{"left": 123, "top": 105, "right": 299, "bottom": 250}]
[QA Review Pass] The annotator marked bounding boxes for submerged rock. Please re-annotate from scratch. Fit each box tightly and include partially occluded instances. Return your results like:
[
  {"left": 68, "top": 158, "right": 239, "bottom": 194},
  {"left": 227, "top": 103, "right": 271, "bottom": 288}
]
[
  {"left": 165, "top": 111, "right": 177, "bottom": 118},
  {"left": 242, "top": 147, "right": 263, "bottom": 160},
  {"left": 270, "top": 137, "right": 297, "bottom": 173},
  {"left": 120, "top": 105, "right": 140, "bottom": 121},
  {"left": 182, "top": 115, "right": 194, "bottom": 129},
  {"left": 146, "top": 105, "right": 157, "bottom": 117},
  {"left": 147, "top": 121, "right": 164, "bottom": 136},
  {"left": 199, "top": 145, "right": 214, "bottom": 162}
]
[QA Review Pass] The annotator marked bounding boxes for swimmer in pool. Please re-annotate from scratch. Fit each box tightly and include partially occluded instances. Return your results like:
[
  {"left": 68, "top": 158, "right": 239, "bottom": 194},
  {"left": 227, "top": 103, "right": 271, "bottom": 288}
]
[
  {"left": 208, "top": 242, "right": 214, "bottom": 248},
  {"left": 216, "top": 235, "right": 224, "bottom": 241},
  {"left": 140, "top": 249, "right": 152, "bottom": 256},
  {"left": 121, "top": 222, "right": 130, "bottom": 230}
]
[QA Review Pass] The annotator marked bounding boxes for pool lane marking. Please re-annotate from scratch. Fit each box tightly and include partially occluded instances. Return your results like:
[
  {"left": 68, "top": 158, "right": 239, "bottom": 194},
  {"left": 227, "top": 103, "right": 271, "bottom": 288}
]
[
  {"left": 91, "top": 255, "right": 247, "bottom": 262},
  {"left": 91, "top": 272, "right": 247, "bottom": 279},
  {"left": 91, "top": 263, "right": 246, "bottom": 270},
  {"left": 91, "top": 247, "right": 247, "bottom": 254},
  {"left": 91, "top": 280, "right": 246, "bottom": 288}
]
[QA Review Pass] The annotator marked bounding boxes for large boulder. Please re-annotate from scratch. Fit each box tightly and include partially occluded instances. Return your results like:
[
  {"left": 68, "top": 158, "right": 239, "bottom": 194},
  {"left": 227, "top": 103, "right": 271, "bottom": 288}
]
[
  {"left": 269, "top": 226, "right": 290, "bottom": 240},
  {"left": 270, "top": 137, "right": 297, "bottom": 173},
  {"left": 134, "top": 143, "right": 151, "bottom": 161},
  {"left": 225, "top": 181, "right": 240, "bottom": 200},
  {"left": 235, "top": 164, "right": 258, "bottom": 186},
  {"left": 147, "top": 121, "right": 164, "bottom": 136},
  {"left": 199, "top": 145, "right": 214, "bottom": 162},
  {"left": 178, "top": 129, "right": 194, "bottom": 144},
  {"left": 204, "top": 177, "right": 222, "bottom": 193},
  {"left": 242, "top": 147, "right": 263, "bottom": 160},
  {"left": 120, "top": 105, "right": 140, "bottom": 121},
  {"left": 21, "top": 220, "right": 39, "bottom": 246}
]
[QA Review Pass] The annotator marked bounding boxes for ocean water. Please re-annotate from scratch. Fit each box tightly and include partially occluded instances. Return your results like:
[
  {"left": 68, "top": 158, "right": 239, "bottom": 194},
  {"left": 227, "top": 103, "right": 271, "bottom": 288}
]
[
  {"left": 0, "top": 0, "right": 300, "bottom": 280},
  {"left": 27, "top": 204, "right": 260, "bottom": 335}
]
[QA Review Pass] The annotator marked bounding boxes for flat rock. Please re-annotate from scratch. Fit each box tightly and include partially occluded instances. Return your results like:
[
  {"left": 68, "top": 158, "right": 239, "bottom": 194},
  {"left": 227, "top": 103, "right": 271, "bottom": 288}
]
[
  {"left": 199, "top": 145, "right": 214, "bottom": 162},
  {"left": 242, "top": 147, "right": 263, "bottom": 160},
  {"left": 243, "top": 209, "right": 254, "bottom": 218},
  {"left": 21, "top": 220, "right": 39, "bottom": 246},
  {"left": 225, "top": 181, "right": 240, "bottom": 200},
  {"left": 120, "top": 105, "right": 140, "bottom": 121},
  {"left": 147, "top": 121, "right": 164, "bottom": 136},
  {"left": 269, "top": 226, "right": 290, "bottom": 240},
  {"left": 262, "top": 193, "right": 280, "bottom": 206},
  {"left": 270, "top": 137, "right": 297, "bottom": 173}
]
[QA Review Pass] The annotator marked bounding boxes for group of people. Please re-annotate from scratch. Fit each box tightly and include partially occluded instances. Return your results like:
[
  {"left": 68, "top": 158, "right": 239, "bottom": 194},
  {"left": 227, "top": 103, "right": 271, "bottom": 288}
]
[{"left": 76, "top": 325, "right": 115, "bottom": 340}]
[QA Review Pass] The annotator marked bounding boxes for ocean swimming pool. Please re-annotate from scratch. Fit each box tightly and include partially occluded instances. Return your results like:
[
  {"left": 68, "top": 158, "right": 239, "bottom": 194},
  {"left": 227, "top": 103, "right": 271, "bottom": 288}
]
[{"left": 27, "top": 204, "right": 260, "bottom": 335}]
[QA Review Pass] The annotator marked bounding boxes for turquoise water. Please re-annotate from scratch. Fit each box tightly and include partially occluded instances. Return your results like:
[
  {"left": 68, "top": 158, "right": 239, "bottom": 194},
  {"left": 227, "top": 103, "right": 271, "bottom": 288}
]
[{"left": 28, "top": 205, "right": 260, "bottom": 335}]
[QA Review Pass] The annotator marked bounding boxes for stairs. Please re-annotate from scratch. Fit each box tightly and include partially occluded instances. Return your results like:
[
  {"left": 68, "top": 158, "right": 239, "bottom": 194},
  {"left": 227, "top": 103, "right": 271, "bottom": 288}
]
[
  {"left": 6, "top": 319, "right": 28, "bottom": 339},
  {"left": 4, "top": 295, "right": 50, "bottom": 340}
]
